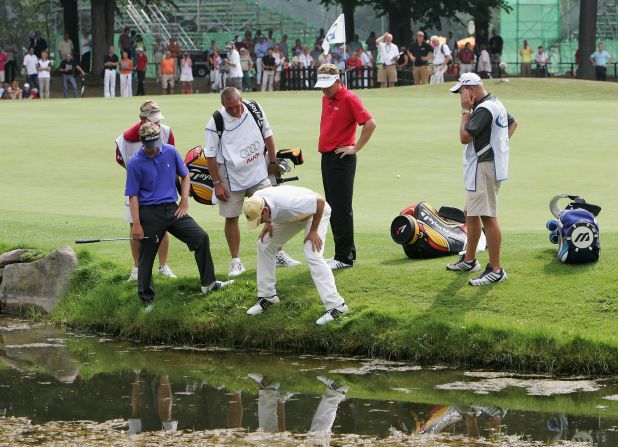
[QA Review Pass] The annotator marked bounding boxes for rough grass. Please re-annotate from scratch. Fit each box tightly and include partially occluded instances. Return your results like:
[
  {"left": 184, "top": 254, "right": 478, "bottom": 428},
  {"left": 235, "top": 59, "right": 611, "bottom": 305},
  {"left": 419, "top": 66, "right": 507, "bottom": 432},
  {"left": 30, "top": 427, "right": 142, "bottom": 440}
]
[{"left": 2, "top": 79, "right": 618, "bottom": 374}]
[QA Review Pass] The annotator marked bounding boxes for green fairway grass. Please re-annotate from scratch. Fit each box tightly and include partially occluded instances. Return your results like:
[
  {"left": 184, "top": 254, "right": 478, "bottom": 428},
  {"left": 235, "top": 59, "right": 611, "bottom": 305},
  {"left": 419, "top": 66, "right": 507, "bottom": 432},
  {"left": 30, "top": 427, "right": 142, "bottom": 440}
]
[{"left": 1, "top": 78, "right": 617, "bottom": 373}]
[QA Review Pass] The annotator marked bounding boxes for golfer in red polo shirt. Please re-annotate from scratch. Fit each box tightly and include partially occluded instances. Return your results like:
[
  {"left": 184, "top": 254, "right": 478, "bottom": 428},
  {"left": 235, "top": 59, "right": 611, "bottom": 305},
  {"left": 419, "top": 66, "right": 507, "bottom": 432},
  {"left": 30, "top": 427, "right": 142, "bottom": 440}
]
[{"left": 314, "top": 64, "right": 377, "bottom": 269}]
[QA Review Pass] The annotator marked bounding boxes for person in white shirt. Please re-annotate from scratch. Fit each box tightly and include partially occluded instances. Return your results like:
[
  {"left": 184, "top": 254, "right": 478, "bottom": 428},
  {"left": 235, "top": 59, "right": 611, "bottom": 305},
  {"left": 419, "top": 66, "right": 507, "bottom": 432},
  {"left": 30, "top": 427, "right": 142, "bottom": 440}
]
[
  {"left": 80, "top": 31, "right": 91, "bottom": 72},
  {"left": 429, "top": 35, "right": 452, "bottom": 84},
  {"left": 358, "top": 46, "right": 372, "bottom": 88},
  {"left": 477, "top": 45, "right": 492, "bottom": 79},
  {"left": 223, "top": 43, "right": 243, "bottom": 90},
  {"left": 22, "top": 46, "right": 39, "bottom": 92},
  {"left": 243, "top": 185, "right": 349, "bottom": 325},
  {"left": 36, "top": 50, "right": 52, "bottom": 99},
  {"left": 534, "top": 46, "right": 549, "bottom": 77},
  {"left": 204, "top": 87, "right": 301, "bottom": 277},
  {"left": 375, "top": 32, "right": 399, "bottom": 87}
]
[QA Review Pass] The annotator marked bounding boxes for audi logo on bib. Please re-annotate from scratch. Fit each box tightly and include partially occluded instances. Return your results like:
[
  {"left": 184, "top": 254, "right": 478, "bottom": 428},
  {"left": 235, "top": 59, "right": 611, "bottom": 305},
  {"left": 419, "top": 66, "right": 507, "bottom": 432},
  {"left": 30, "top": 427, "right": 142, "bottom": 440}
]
[{"left": 241, "top": 140, "right": 262, "bottom": 164}]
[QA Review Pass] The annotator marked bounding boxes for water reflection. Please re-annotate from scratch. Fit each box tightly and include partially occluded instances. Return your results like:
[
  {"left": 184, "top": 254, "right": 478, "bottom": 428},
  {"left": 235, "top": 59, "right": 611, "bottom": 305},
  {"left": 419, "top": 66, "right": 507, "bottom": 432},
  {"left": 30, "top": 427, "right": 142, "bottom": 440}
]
[{"left": 1, "top": 318, "right": 618, "bottom": 445}]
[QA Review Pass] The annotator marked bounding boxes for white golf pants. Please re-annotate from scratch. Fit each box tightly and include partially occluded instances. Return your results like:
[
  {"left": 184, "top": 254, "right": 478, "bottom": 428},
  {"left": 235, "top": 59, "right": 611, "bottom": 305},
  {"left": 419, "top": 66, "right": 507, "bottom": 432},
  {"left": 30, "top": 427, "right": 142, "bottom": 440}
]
[
  {"left": 307, "top": 388, "right": 346, "bottom": 445},
  {"left": 104, "top": 69, "right": 116, "bottom": 97},
  {"left": 120, "top": 73, "right": 132, "bottom": 97},
  {"left": 430, "top": 65, "right": 445, "bottom": 84},
  {"left": 256, "top": 205, "right": 344, "bottom": 311}
]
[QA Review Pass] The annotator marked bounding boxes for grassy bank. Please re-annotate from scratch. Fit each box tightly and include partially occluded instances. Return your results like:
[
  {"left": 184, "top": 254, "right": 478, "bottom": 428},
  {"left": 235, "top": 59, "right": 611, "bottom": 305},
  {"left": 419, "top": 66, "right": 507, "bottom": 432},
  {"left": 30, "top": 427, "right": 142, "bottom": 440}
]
[
  {"left": 2, "top": 79, "right": 618, "bottom": 374},
  {"left": 40, "top": 230, "right": 617, "bottom": 375}
]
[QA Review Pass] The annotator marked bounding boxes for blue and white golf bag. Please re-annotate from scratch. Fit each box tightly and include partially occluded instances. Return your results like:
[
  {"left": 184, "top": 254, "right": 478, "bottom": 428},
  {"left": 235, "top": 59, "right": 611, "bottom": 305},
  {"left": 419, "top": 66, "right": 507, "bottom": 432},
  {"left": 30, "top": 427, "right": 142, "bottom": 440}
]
[{"left": 546, "top": 195, "right": 601, "bottom": 264}]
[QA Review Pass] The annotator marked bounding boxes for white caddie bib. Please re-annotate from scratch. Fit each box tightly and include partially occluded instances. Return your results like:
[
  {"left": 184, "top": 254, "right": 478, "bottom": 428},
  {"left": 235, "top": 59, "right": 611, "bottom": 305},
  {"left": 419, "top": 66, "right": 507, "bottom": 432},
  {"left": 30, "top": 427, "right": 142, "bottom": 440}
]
[
  {"left": 219, "top": 114, "right": 268, "bottom": 191},
  {"left": 463, "top": 97, "right": 510, "bottom": 191},
  {"left": 116, "top": 124, "right": 171, "bottom": 167}
]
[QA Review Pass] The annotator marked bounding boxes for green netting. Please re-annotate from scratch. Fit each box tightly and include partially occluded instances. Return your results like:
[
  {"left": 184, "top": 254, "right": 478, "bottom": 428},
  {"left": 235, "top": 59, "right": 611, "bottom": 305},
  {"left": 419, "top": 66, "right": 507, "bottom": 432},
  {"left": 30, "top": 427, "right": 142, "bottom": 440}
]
[{"left": 500, "top": 0, "right": 560, "bottom": 65}]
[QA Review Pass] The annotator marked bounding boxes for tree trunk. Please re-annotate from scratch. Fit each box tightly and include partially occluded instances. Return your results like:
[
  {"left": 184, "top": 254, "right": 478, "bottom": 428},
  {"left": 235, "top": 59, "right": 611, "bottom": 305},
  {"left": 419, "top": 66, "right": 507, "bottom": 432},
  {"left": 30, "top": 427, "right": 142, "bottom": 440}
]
[
  {"left": 91, "top": 0, "right": 115, "bottom": 76},
  {"left": 577, "top": 0, "right": 597, "bottom": 80},
  {"left": 341, "top": 0, "right": 356, "bottom": 43},
  {"left": 388, "top": 7, "right": 412, "bottom": 47},
  {"left": 61, "top": 0, "right": 79, "bottom": 60}
]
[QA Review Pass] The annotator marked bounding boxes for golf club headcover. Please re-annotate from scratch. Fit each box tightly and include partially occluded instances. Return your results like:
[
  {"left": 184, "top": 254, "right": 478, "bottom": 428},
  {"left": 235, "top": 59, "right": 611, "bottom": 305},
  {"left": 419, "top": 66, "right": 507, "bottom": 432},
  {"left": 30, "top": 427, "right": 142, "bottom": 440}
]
[{"left": 276, "top": 148, "right": 304, "bottom": 166}]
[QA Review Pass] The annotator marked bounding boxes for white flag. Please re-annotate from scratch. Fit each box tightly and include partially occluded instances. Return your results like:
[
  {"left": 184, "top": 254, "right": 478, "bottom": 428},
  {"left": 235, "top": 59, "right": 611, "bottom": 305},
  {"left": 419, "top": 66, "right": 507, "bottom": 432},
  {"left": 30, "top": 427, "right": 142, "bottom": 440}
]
[{"left": 322, "top": 14, "right": 346, "bottom": 55}]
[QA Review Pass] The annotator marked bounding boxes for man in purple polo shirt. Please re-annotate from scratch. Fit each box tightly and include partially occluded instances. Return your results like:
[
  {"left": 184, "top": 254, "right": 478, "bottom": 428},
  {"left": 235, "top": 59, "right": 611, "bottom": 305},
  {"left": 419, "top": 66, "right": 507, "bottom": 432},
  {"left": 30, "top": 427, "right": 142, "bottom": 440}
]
[{"left": 125, "top": 122, "right": 233, "bottom": 308}]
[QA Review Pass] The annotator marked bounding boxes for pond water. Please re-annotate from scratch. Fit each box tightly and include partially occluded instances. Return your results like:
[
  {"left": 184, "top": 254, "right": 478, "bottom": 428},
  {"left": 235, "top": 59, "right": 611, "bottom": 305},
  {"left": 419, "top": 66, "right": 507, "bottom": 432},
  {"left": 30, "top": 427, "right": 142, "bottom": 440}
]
[{"left": 1, "top": 317, "right": 617, "bottom": 446}]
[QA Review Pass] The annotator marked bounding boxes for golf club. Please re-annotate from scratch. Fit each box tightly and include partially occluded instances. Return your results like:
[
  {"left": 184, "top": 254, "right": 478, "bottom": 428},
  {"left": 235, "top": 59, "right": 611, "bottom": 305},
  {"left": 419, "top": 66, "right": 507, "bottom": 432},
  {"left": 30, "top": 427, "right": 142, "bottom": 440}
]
[{"left": 75, "top": 235, "right": 160, "bottom": 244}]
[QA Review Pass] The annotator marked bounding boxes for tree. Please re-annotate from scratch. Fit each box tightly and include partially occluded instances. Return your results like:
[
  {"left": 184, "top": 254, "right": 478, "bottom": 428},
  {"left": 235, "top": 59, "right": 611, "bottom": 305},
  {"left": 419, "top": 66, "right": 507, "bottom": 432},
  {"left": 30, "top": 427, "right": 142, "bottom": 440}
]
[
  {"left": 312, "top": 0, "right": 366, "bottom": 43},
  {"left": 90, "top": 0, "right": 115, "bottom": 76},
  {"left": 577, "top": 0, "right": 597, "bottom": 80},
  {"left": 370, "top": 0, "right": 511, "bottom": 47},
  {"left": 60, "top": 0, "right": 79, "bottom": 60}
]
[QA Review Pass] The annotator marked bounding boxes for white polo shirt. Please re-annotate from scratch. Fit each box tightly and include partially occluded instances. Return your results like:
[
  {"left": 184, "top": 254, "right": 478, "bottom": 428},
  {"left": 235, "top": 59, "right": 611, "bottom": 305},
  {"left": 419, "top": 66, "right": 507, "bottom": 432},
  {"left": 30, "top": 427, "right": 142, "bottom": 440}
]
[
  {"left": 432, "top": 44, "right": 451, "bottom": 66},
  {"left": 23, "top": 54, "right": 38, "bottom": 75},
  {"left": 254, "top": 185, "right": 318, "bottom": 224},
  {"left": 378, "top": 42, "right": 399, "bottom": 66},
  {"left": 204, "top": 102, "right": 273, "bottom": 191},
  {"left": 227, "top": 49, "right": 243, "bottom": 78}
]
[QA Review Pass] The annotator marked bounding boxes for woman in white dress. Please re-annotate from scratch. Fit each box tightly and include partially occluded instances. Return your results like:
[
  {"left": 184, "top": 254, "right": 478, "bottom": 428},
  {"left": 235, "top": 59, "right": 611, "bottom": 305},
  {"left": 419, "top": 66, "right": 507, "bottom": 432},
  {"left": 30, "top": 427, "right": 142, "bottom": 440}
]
[{"left": 179, "top": 52, "right": 193, "bottom": 94}]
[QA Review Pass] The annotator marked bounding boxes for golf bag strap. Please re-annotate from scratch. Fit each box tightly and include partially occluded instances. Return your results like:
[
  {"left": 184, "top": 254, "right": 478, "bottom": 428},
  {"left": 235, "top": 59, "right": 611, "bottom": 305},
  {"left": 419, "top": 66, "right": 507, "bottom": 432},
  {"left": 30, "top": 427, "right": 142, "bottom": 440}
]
[
  {"left": 213, "top": 110, "right": 224, "bottom": 137},
  {"left": 212, "top": 100, "right": 265, "bottom": 140}
]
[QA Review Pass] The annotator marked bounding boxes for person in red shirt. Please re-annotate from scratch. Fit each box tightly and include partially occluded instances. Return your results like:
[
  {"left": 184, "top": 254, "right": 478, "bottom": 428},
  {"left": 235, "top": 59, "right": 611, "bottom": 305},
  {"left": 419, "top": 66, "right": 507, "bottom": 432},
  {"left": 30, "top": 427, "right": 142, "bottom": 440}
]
[
  {"left": 346, "top": 51, "right": 363, "bottom": 88},
  {"left": 115, "top": 101, "right": 177, "bottom": 281},
  {"left": 314, "top": 64, "right": 377, "bottom": 270},
  {"left": 136, "top": 47, "right": 148, "bottom": 96}
]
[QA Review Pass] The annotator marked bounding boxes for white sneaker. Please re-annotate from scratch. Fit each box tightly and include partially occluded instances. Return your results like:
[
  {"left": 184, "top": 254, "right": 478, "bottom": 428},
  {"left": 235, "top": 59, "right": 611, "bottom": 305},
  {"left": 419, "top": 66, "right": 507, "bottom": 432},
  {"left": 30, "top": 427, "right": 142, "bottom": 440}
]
[
  {"left": 316, "top": 375, "right": 348, "bottom": 394},
  {"left": 201, "top": 280, "right": 235, "bottom": 294},
  {"left": 248, "top": 372, "right": 280, "bottom": 390},
  {"left": 247, "top": 295, "right": 280, "bottom": 315},
  {"left": 158, "top": 264, "right": 177, "bottom": 278},
  {"left": 446, "top": 255, "right": 481, "bottom": 272},
  {"left": 228, "top": 259, "right": 246, "bottom": 277},
  {"left": 127, "top": 267, "right": 138, "bottom": 282},
  {"left": 316, "top": 304, "right": 349, "bottom": 325},
  {"left": 326, "top": 259, "right": 353, "bottom": 270},
  {"left": 275, "top": 250, "right": 302, "bottom": 268},
  {"left": 469, "top": 265, "right": 508, "bottom": 286}
]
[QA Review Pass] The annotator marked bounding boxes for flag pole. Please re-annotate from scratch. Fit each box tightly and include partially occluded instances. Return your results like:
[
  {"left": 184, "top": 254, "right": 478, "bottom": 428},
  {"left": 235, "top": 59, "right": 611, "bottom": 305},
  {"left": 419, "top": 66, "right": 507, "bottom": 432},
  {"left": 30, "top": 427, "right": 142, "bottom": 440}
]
[{"left": 343, "top": 15, "right": 348, "bottom": 87}]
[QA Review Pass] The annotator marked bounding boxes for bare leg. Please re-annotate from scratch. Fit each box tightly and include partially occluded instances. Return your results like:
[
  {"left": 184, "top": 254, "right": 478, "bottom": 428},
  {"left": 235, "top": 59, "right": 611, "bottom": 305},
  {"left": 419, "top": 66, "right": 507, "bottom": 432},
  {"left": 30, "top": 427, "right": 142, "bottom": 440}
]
[
  {"left": 158, "top": 232, "right": 170, "bottom": 267},
  {"left": 225, "top": 217, "right": 241, "bottom": 258},
  {"left": 481, "top": 216, "right": 502, "bottom": 271},
  {"left": 464, "top": 215, "right": 483, "bottom": 262}
]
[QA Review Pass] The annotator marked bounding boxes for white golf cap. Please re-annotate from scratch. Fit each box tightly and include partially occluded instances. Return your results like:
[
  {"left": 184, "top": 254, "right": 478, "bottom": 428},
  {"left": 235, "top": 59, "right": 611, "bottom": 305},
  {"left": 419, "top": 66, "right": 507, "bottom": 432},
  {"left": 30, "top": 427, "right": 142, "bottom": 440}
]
[
  {"left": 314, "top": 73, "right": 339, "bottom": 89},
  {"left": 449, "top": 72, "right": 482, "bottom": 93}
]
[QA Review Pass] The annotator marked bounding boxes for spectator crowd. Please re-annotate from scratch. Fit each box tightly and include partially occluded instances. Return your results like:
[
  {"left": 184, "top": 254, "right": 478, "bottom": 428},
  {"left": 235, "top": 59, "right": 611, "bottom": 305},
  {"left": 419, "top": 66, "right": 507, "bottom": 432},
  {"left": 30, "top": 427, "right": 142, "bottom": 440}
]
[{"left": 0, "top": 26, "right": 614, "bottom": 100}]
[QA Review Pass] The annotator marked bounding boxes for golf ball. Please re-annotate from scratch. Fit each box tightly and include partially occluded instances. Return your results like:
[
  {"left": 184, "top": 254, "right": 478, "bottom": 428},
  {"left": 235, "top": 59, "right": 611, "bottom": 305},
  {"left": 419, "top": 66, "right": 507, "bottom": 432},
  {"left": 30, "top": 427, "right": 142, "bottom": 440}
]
[{"left": 396, "top": 174, "right": 401, "bottom": 179}]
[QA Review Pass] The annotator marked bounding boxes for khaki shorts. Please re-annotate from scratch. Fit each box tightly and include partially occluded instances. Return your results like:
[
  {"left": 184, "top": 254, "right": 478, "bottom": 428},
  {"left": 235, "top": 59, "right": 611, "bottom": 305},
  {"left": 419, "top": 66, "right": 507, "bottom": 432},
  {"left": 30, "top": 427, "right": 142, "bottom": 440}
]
[
  {"left": 377, "top": 64, "right": 397, "bottom": 84},
  {"left": 161, "top": 73, "right": 174, "bottom": 88},
  {"left": 465, "top": 161, "right": 501, "bottom": 217},
  {"left": 217, "top": 164, "right": 271, "bottom": 218}
]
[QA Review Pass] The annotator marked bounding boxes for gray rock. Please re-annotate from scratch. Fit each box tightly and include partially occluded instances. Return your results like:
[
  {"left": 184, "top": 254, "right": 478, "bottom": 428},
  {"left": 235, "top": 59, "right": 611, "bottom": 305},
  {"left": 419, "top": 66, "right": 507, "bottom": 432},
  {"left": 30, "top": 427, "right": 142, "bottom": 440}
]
[
  {"left": 0, "top": 247, "right": 78, "bottom": 315},
  {"left": 0, "top": 249, "right": 29, "bottom": 268},
  {"left": 0, "top": 267, "right": 3, "bottom": 284}
]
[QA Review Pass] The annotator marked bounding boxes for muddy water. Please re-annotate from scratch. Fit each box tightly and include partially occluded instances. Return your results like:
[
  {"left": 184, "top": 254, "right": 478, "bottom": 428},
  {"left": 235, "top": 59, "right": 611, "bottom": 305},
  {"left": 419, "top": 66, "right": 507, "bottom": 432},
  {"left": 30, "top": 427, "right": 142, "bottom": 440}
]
[{"left": 1, "top": 317, "right": 617, "bottom": 446}]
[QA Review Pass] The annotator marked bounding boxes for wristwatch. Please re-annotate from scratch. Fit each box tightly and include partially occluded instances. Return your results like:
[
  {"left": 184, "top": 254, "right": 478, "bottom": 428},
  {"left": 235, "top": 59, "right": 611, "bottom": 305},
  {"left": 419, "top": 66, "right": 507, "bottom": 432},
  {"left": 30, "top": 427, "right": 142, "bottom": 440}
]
[{"left": 461, "top": 109, "right": 471, "bottom": 115}]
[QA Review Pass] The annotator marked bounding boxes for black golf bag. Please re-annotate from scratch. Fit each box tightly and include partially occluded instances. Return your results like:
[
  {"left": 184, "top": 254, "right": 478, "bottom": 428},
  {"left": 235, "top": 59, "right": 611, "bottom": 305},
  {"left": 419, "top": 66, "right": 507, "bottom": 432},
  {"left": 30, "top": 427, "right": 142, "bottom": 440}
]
[
  {"left": 545, "top": 195, "right": 601, "bottom": 264},
  {"left": 390, "top": 202, "right": 485, "bottom": 259}
]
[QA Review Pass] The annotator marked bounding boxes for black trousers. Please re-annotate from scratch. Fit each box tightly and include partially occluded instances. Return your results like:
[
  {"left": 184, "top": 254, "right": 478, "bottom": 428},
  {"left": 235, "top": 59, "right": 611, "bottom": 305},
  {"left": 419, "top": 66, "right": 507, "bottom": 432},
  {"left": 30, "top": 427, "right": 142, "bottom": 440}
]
[
  {"left": 137, "top": 70, "right": 145, "bottom": 96},
  {"left": 138, "top": 203, "right": 216, "bottom": 304},
  {"left": 595, "top": 66, "right": 607, "bottom": 81},
  {"left": 80, "top": 52, "right": 91, "bottom": 73},
  {"left": 5, "top": 61, "right": 16, "bottom": 83},
  {"left": 321, "top": 151, "right": 356, "bottom": 264}
]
